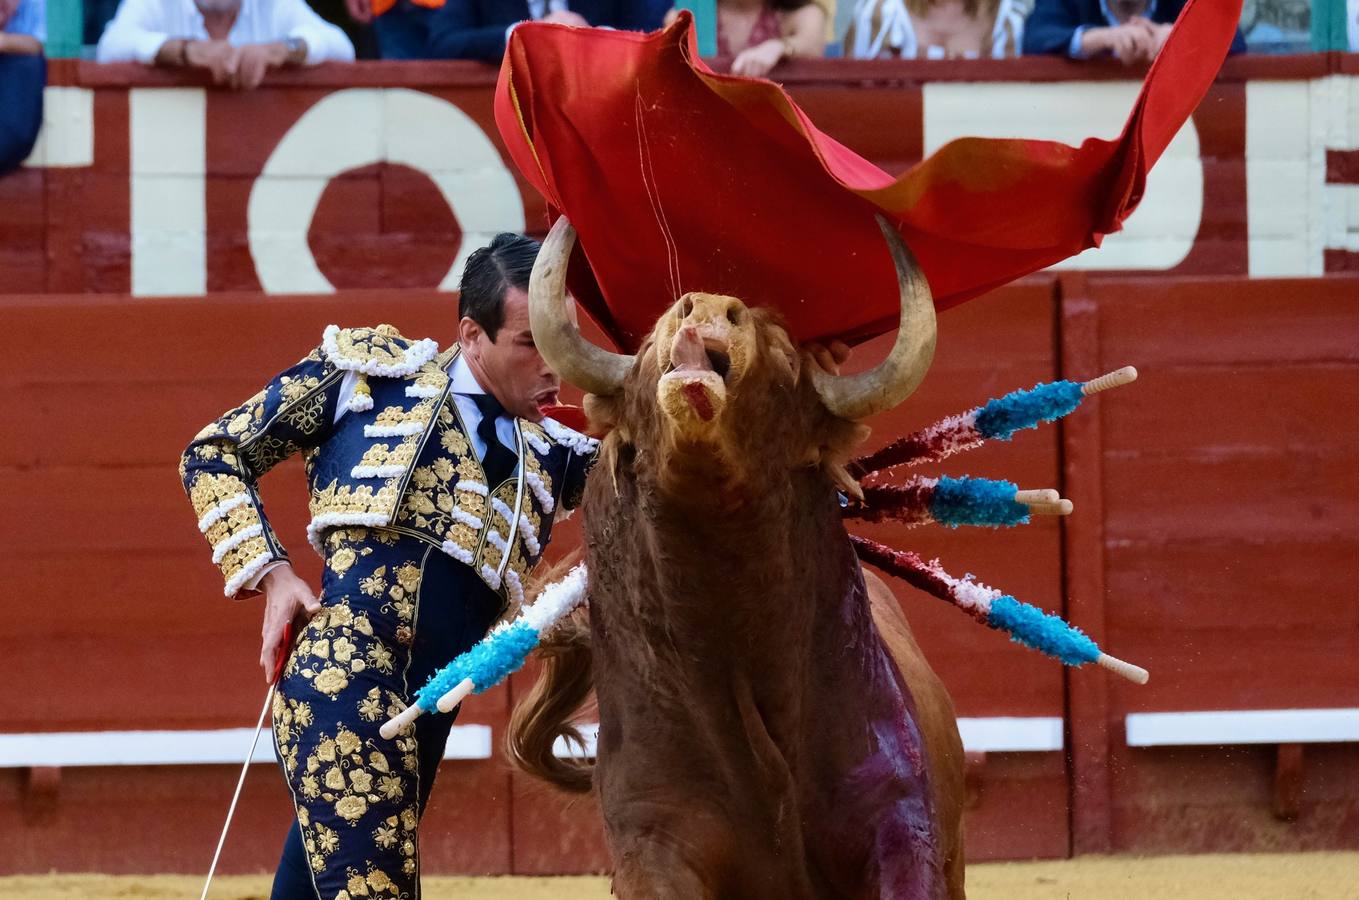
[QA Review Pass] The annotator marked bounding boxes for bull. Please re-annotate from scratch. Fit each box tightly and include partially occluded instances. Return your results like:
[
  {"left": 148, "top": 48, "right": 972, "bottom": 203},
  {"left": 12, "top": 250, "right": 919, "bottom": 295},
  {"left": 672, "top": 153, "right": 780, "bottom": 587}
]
[{"left": 509, "top": 216, "right": 967, "bottom": 900}]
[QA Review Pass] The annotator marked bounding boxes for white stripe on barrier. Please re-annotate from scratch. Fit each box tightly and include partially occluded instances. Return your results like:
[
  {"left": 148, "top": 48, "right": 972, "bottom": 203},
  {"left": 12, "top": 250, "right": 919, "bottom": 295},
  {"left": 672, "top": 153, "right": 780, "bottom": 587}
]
[
  {"left": 0, "top": 724, "right": 492, "bottom": 767},
  {"left": 552, "top": 717, "right": 1065, "bottom": 759},
  {"left": 1126, "top": 708, "right": 1359, "bottom": 747}
]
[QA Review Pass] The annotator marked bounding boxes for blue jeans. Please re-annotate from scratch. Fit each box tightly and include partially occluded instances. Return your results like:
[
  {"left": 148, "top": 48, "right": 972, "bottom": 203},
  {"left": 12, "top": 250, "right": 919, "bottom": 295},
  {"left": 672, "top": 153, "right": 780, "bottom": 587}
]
[{"left": 0, "top": 54, "right": 44, "bottom": 177}]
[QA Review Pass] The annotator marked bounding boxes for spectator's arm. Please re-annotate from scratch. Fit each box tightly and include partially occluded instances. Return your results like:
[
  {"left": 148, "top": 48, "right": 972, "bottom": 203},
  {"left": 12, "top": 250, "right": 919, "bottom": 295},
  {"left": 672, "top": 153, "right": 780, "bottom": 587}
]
[
  {"left": 96, "top": 0, "right": 178, "bottom": 62},
  {"left": 2, "top": 0, "right": 46, "bottom": 51},
  {"left": 1020, "top": 0, "right": 1084, "bottom": 56},
  {"left": 0, "top": 32, "right": 43, "bottom": 54},
  {"left": 426, "top": 0, "right": 510, "bottom": 62},
  {"left": 810, "top": 0, "right": 835, "bottom": 43},
  {"left": 273, "top": 0, "right": 355, "bottom": 62},
  {"left": 782, "top": 2, "right": 827, "bottom": 56}
]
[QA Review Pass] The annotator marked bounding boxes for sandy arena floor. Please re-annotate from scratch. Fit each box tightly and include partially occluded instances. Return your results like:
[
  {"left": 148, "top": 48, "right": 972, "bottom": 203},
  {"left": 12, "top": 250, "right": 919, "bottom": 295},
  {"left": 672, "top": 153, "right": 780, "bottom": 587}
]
[{"left": 2, "top": 853, "right": 1356, "bottom": 899}]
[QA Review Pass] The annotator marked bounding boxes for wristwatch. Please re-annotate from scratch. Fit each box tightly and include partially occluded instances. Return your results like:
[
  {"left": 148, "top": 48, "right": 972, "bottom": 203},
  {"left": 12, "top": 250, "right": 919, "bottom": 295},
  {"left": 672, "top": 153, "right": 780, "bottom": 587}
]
[{"left": 284, "top": 36, "right": 306, "bottom": 64}]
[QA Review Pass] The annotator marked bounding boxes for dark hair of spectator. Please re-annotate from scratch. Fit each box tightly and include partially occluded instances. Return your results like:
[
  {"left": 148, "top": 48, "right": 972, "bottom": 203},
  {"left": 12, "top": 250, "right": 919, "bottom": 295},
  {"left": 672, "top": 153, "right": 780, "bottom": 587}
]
[
  {"left": 769, "top": 0, "right": 814, "bottom": 9},
  {"left": 458, "top": 232, "right": 541, "bottom": 342}
]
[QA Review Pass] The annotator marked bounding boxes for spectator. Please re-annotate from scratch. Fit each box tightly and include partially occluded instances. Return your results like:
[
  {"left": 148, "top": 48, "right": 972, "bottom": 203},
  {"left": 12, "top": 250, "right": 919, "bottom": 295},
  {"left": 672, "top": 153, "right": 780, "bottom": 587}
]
[
  {"left": 0, "top": 0, "right": 44, "bottom": 176},
  {"left": 666, "top": 0, "right": 827, "bottom": 77},
  {"left": 344, "top": 0, "right": 433, "bottom": 58},
  {"left": 844, "top": 0, "right": 1023, "bottom": 59},
  {"left": 96, "top": 0, "right": 355, "bottom": 89},
  {"left": 426, "top": 0, "right": 667, "bottom": 63},
  {"left": 1022, "top": 0, "right": 1245, "bottom": 62}
]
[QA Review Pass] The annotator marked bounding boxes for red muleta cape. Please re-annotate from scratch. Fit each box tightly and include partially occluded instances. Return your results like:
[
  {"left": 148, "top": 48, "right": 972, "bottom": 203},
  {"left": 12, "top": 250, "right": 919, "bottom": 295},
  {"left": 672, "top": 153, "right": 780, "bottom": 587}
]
[{"left": 494, "top": 0, "right": 1241, "bottom": 353}]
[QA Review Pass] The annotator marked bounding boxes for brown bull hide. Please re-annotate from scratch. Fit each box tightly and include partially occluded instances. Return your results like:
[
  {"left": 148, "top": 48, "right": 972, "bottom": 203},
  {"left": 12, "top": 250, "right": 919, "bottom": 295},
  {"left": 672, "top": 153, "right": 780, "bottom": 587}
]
[{"left": 511, "top": 292, "right": 965, "bottom": 899}]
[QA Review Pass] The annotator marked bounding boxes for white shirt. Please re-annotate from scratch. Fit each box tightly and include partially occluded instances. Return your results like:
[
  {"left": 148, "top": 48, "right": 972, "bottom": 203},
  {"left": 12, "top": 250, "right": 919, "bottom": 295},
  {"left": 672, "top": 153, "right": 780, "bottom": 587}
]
[{"left": 96, "top": 0, "right": 355, "bottom": 65}]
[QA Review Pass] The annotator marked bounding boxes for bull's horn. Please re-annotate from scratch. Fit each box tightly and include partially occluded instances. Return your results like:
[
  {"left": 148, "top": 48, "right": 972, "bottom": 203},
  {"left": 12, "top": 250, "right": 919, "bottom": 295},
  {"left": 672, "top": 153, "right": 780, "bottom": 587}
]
[
  {"left": 528, "top": 217, "right": 634, "bottom": 397},
  {"left": 811, "top": 216, "right": 936, "bottom": 420}
]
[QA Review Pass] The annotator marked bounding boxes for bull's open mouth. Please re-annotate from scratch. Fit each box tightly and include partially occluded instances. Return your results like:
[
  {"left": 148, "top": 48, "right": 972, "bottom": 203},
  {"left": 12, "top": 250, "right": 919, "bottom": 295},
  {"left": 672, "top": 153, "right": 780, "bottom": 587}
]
[
  {"left": 704, "top": 346, "right": 732, "bottom": 380},
  {"left": 661, "top": 327, "right": 730, "bottom": 425},
  {"left": 666, "top": 331, "right": 732, "bottom": 382}
]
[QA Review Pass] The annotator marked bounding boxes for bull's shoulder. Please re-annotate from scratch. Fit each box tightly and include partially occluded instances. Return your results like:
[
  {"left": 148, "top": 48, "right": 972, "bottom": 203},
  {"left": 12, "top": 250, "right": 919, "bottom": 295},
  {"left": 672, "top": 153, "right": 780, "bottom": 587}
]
[
  {"left": 535, "top": 416, "right": 599, "bottom": 457},
  {"left": 321, "top": 323, "right": 440, "bottom": 378}
]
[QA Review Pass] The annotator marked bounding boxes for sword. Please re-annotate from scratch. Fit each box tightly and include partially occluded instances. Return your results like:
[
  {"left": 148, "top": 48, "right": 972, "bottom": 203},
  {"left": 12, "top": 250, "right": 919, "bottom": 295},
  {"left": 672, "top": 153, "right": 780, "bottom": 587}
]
[{"left": 199, "top": 622, "right": 294, "bottom": 900}]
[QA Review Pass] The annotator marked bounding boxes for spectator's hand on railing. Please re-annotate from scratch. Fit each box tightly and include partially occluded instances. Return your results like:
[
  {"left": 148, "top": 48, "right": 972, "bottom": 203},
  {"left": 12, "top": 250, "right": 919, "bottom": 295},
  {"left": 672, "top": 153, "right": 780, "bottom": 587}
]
[
  {"left": 0, "top": 31, "right": 43, "bottom": 55},
  {"left": 235, "top": 43, "right": 289, "bottom": 90},
  {"left": 345, "top": 0, "right": 374, "bottom": 25},
  {"left": 1144, "top": 19, "right": 1173, "bottom": 58},
  {"left": 731, "top": 38, "right": 786, "bottom": 78},
  {"left": 1079, "top": 21, "right": 1159, "bottom": 64},
  {"left": 186, "top": 39, "right": 242, "bottom": 86}
]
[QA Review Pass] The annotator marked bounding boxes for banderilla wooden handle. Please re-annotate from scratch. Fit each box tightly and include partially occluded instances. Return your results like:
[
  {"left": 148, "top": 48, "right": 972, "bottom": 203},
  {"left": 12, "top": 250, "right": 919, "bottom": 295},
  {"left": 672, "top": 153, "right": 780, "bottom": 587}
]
[
  {"left": 379, "top": 702, "right": 425, "bottom": 740},
  {"left": 1097, "top": 652, "right": 1150, "bottom": 685},
  {"left": 1081, "top": 366, "right": 1138, "bottom": 396},
  {"left": 1015, "top": 488, "right": 1073, "bottom": 516},
  {"left": 1024, "top": 499, "right": 1074, "bottom": 516},
  {"left": 436, "top": 677, "right": 476, "bottom": 714}
]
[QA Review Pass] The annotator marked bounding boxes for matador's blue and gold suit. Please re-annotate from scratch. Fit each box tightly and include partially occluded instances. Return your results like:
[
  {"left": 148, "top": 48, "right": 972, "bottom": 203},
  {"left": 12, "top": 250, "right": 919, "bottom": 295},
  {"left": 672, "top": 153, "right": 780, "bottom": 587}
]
[{"left": 180, "top": 325, "right": 596, "bottom": 899}]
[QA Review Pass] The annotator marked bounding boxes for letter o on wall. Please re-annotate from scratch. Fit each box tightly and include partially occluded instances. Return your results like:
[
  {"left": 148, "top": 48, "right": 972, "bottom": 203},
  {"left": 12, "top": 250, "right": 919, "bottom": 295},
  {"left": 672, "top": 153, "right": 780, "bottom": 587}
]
[{"left": 248, "top": 88, "right": 526, "bottom": 293}]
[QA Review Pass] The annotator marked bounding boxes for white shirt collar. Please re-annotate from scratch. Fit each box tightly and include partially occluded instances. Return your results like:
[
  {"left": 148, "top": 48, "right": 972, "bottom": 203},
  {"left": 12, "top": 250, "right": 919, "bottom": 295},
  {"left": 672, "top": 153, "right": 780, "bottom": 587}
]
[{"left": 449, "top": 350, "right": 488, "bottom": 396}]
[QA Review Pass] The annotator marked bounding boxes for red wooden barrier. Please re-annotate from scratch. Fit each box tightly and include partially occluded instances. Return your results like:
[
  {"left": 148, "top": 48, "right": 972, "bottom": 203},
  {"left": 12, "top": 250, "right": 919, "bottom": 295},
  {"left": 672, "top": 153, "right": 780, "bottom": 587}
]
[{"left": 0, "top": 281, "right": 1073, "bottom": 871}]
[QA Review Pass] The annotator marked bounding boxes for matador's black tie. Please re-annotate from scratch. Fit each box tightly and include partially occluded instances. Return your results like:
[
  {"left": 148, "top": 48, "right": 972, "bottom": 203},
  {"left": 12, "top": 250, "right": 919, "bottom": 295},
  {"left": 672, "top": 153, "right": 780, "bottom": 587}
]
[{"left": 471, "top": 392, "right": 517, "bottom": 488}]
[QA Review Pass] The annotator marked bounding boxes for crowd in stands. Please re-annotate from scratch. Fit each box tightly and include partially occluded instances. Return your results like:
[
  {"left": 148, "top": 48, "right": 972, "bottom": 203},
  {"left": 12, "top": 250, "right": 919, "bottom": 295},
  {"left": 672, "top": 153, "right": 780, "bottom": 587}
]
[{"left": 0, "top": 0, "right": 1324, "bottom": 175}]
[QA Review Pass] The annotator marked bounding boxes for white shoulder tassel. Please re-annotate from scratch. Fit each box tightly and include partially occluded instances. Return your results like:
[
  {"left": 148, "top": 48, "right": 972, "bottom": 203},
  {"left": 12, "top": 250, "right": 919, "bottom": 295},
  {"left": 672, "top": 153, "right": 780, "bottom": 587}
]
[{"left": 347, "top": 373, "right": 373, "bottom": 412}]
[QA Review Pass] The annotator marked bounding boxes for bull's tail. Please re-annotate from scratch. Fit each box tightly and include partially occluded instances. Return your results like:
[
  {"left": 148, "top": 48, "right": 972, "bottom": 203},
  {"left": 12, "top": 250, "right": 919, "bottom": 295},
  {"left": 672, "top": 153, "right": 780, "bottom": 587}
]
[{"left": 506, "top": 601, "right": 596, "bottom": 794}]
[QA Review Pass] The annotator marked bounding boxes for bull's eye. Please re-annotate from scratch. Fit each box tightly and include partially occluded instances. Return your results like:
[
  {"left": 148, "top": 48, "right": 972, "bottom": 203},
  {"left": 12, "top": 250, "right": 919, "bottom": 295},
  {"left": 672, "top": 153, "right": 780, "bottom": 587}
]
[
  {"left": 726, "top": 307, "right": 742, "bottom": 326},
  {"left": 680, "top": 297, "right": 694, "bottom": 318}
]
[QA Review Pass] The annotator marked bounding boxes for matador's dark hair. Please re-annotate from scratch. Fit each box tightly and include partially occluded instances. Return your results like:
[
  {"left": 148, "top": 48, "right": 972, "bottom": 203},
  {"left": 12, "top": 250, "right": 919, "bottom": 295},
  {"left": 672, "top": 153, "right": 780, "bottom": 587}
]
[{"left": 458, "top": 232, "right": 541, "bottom": 341}]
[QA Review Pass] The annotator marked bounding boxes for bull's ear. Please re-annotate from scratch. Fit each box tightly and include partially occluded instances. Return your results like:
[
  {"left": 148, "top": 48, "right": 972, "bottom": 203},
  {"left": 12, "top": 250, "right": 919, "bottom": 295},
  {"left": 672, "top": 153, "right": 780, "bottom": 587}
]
[
  {"left": 768, "top": 329, "right": 800, "bottom": 381},
  {"left": 584, "top": 392, "right": 622, "bottom": 432}
]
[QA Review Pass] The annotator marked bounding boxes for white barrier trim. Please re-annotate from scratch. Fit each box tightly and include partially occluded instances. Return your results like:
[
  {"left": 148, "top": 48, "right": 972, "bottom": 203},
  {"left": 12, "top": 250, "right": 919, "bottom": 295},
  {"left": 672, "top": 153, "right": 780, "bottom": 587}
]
[
  {"left": 957, "top": 716, "right": 1064, "bottom": 753},
  {"left": 1126, "top": 708, "right": 1359, "bottom": 747},
  {"left": 0, "top": 724, "right": 492, "bottom": 767},
  {"left": 551, "top": 717, "right": 1064, "bottom": 759}
]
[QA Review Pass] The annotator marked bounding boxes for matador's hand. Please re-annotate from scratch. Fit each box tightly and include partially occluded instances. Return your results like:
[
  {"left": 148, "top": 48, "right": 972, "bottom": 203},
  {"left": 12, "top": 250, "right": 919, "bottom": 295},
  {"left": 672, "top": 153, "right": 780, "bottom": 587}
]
[
  {"left": 806, "top": 339, "right": 851, "bottom": 376},
  {"left": 260, "top": 563, "right": 321, "bottom": 684}
]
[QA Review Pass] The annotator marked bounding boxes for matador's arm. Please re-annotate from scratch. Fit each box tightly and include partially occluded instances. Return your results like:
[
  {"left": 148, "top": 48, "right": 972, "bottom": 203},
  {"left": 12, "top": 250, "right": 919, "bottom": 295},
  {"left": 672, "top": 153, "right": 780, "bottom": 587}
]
[{"left": 179, "top": 345, "right": 344, "bottom": 598}]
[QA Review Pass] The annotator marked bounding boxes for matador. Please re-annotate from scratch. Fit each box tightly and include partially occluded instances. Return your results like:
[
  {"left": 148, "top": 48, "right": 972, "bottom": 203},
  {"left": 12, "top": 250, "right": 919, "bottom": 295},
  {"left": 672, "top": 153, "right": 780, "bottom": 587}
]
[{"left": 180, "top": 233, "right": 596, "bottom": 899}]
